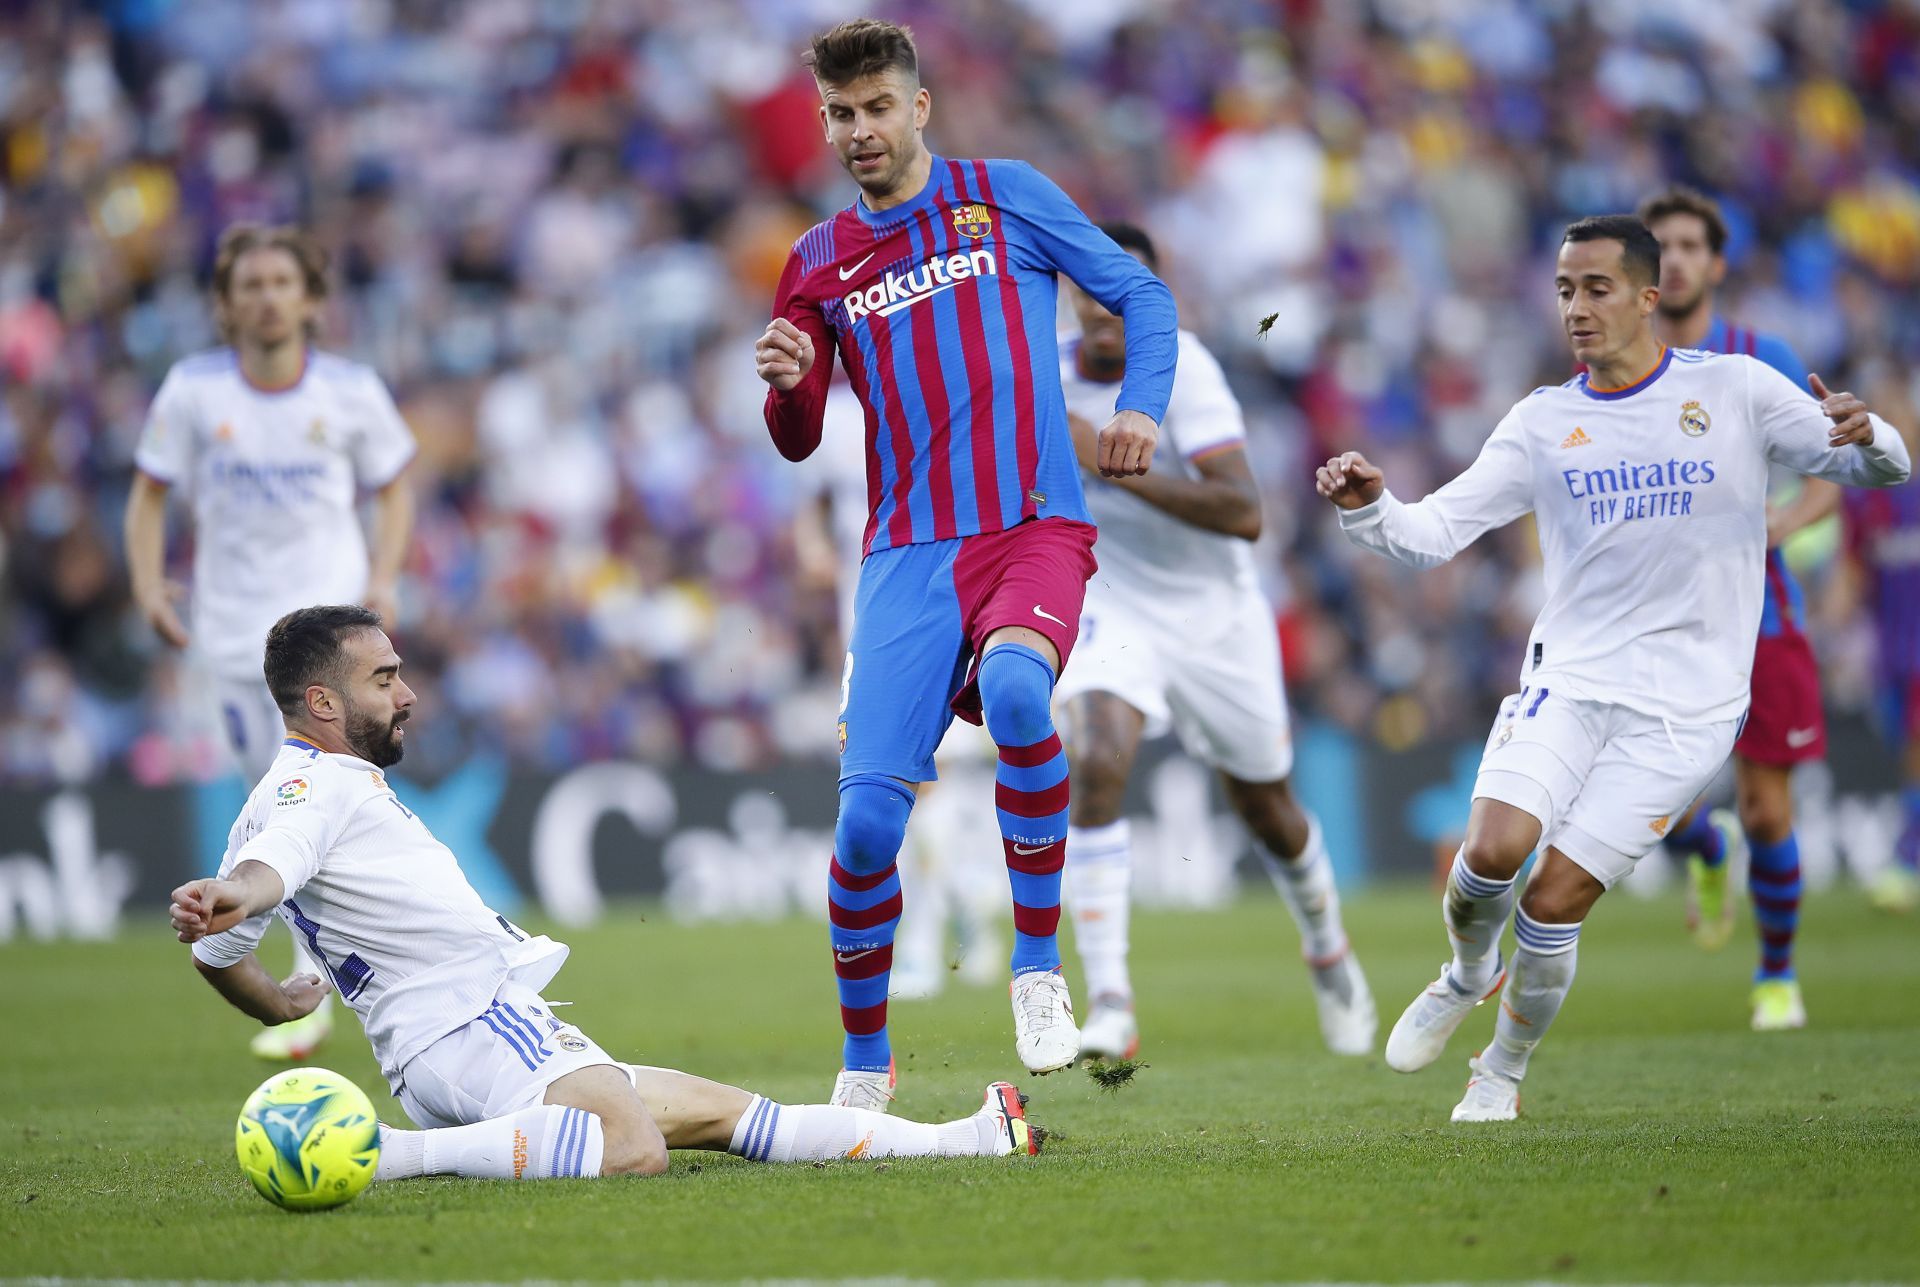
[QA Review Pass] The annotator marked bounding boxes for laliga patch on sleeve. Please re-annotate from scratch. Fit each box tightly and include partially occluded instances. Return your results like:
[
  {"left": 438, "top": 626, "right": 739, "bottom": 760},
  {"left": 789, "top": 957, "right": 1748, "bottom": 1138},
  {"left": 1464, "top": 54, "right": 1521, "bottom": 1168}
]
[{"left": 274, "top": 776, "right": 312, "bottom": 808}]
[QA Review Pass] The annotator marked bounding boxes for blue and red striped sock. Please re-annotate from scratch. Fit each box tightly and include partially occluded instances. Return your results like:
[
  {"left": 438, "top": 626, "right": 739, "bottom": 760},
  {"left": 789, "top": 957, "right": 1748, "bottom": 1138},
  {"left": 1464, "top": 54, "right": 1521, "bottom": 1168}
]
[
  {"left": 828, "top": 775, "right": 912, "bottom": 1072},
  {"left": 978, "top": 644, "right": 1068, "bottom": 977},
  {"left": 1748, "top": 832, "right": 1802, "bottom": 982},
  {"left": 1667, "top": 810, "right": 1726, "bottom": 869}
]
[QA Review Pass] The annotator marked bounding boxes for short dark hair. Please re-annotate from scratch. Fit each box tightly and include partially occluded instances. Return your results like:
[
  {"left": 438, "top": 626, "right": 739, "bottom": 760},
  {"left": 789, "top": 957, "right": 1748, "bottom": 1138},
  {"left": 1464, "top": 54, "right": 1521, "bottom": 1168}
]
[
  {"left": 805, "top": 19, "right": 918, "bottom": 87},
  {"left": 1098, "top": 221, "right": 1159, "bottom": 273},
  {"left": 264, "top": 606, "right": 384, "bottom": 719},
  {"left": 1636, "top": 185, "right": 1729, "bottom": 256},
  {"left": 1561, "top": 214, "right": 1662, "bottom": 288},
  {"left": 212, "top": 223, "right": 330, "bottom": 340}
]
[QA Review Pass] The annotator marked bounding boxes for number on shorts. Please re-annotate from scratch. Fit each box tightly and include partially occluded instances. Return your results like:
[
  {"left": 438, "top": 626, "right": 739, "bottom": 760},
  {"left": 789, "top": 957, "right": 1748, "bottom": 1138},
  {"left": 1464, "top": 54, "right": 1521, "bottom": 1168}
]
[{"left": 838, "top": 651, "right": 855, "bottom": 717}]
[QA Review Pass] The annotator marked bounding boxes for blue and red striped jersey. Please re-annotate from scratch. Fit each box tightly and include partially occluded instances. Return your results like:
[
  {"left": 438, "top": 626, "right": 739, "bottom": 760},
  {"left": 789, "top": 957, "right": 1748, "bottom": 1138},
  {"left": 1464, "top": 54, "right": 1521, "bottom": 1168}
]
[
  {"left": 765, "top": 156, "right": 1178, "bottom": 555},
  {"left": 1701, "top": 317, "right": 1813, "bottom": 639}
]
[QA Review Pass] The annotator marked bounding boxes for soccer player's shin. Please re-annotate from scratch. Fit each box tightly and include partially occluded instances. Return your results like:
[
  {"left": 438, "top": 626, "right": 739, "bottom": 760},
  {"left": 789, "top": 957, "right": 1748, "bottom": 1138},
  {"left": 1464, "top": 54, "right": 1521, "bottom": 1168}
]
[
  {"left": 1259, "top": 813, "right": 1347, "bottom": 963},
  {"left": 1065, "top": 820, "right": 1132, "bottom": 1001},
  {"left": 980, "top": 644, "right": 1069, "bottom": 976},
  {"left": 1445, "top": 850, "right": 1514, "bottom": 992},
  {"left": 1749, "top": 832, "right": 1802, "bottom": 980},
  {"left": 376, "top": 1106, "right": 605, "bottom": 1181},
  {"left": 1481, "top": 909, "right": 1581, "bottom": 1083},
  {"left": 829, "top": 775, "right": 912, "bottom": 1074},
  {"left": 727, "top": 1093, "right": 1014, "bottom": 1161}
]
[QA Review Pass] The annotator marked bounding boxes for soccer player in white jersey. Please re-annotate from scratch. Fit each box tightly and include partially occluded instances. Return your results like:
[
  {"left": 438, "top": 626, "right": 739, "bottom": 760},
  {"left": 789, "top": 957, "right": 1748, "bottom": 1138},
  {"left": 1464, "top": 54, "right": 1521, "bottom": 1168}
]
[
  {"left": 124, "top": 224, "right": 416, "bottom": 1061},
  {"left": 169, "top": 607, "right": 1040, "bottom": 1180},
  {"left": 1317, "top": 215, "right": 1910, "bottom": 1122},
  {"left": 1054, "top": 224, "right": 1375, "bottom": 1060}
]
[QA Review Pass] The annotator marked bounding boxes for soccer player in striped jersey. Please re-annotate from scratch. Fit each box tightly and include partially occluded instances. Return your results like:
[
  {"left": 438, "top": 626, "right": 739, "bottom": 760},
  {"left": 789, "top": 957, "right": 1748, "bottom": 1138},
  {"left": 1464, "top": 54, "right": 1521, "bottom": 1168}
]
[
  {"left": 171, "top": 607, "right": 1039, "bottom": 1179},
  {"left": 1639, "top": 188, "right": 1836, "bottom": 1030},
  {"left": 124, "top": 224, "right": 416, "bottom": 1062},
  {"left": 1319, "top": 216, "right": 1908, "bottom": 1121},
  {"left": 754, "top": 20, "right": 1178, "bottom": 1104},
  {"left": 1055, "top": 224, "right": 1374, "bottom": 1061},
  {"left": 1845, "top": 460, "right": 1920, "bottom": 912}
]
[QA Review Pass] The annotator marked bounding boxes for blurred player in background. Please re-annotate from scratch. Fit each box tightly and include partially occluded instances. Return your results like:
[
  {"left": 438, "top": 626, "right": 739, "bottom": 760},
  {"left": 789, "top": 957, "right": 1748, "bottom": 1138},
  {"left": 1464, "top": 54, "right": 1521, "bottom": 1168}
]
[
  {"left": 123, "top": 224, "right": 416, "bottom": 1061},
  {"left": 172, "top": 606, "right": 1040, "bottom": 1180},
  {"left": 1319, "top": 216, "right": 1909, "bottom": 1121},
  {"left": 754, "top": 19, "right": 1177, "bottom": 1105},
  {"left": 1056, "top": 223, "right": 1374, "bottom": 1061},
  {"left": 1639, "top": 187, "right": 1835, "bottom": 1030}
]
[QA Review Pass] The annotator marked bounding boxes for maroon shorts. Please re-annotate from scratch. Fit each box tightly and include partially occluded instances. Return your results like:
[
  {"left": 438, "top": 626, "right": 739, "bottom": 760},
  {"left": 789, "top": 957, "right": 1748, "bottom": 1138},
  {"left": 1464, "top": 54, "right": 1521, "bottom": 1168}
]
[
  {"left": 1736, "top": 631, "right": 1827, "bottom": 765},
  {"left": 950, "top": 517, "right": 1098, "bottom": 723}
]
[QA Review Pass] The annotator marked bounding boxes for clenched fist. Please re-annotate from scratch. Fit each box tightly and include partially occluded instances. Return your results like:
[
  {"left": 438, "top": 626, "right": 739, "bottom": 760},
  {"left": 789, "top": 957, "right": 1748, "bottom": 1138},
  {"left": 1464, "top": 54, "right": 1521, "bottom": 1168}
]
[
  {"left": 755, "top": 318, "right": 815, "bottom": 391},
  {"left": 1316, "top": 451, "right": 1386, "bottom": 510}
]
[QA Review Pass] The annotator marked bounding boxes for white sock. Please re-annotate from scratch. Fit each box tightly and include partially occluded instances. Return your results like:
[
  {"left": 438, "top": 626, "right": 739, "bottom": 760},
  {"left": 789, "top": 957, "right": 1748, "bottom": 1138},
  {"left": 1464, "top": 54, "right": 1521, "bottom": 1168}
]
[
  {"left": 1444, "top": 849, "right": 1515, "bottom": 992},
  {"left": 728, "top": 1095, "right": 991, "bottom": 1162},
  {"left": 1065, "top": 820, "right": 1132, "bottom": 1001},
  {"left": 1480, "top": 908, "right": 1581, "bottom": 1083},
  {"left": 1259, "top": 814, "right": 1348, "bottom": 963},
  {"left": 376, "top": 1105, "right": 604, "bottom": 1181}
]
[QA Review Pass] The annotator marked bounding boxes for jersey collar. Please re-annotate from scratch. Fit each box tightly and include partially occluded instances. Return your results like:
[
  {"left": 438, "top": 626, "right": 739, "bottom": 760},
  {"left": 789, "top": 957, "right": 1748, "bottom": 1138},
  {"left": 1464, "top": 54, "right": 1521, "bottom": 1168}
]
[
  {"left": 1579, "top": 345, "right": 1671, "bottom": 401},
  {"left": 853, "top": 155, "right": 944, "bottom": 229}
]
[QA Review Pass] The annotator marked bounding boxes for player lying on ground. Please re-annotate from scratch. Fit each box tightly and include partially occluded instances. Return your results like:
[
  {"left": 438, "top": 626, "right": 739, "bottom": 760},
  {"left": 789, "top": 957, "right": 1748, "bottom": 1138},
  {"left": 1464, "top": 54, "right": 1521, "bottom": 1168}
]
[
  {"left": 1054, "top": 222, "right": 1375, "bottom": 1060},
  {"left": 1317, "top": 215, "right": 1910, "bottom": 1122},
  {"left": 127, "top": 223, "right": 418, "bottom": 1062},
  {"left": 754, "top": 19, "right": 1177, "bottom": 1102},
  {"left": 170, "top": 606, "right": 1040, "bottom": 1181}
]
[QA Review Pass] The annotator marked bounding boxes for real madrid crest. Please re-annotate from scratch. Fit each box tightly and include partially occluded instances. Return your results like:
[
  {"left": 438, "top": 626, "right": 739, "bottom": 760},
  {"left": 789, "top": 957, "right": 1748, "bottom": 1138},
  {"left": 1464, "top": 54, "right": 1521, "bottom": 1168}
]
[
  {"left": 953, "top": 203, "right": 993, "bottom": 239},
  {"left": 1679, "top": 400, "right": 1711, "bottom": 437},
  {"left": 309, "top": 418, "right": 328, "bottom": 446}
]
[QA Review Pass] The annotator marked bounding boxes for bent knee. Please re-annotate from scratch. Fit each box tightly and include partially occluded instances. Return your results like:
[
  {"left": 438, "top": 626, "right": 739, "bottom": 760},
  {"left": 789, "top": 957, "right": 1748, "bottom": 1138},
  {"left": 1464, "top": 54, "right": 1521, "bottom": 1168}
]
[
  {"left": 978, "top": 647, "right": 1055, "bottom": 748},
  {"left": 1459, "top": 835, "right": 1528, "bottom": 882},
  {"left": 1737, "top": 798, "right": 1793, "bottom": 846},
  {"left": 835, "top": 777, "right": 914, "bottom": 872},
  {"left": 1518, "top": 876, "right": 1595, "bottom": 926}
]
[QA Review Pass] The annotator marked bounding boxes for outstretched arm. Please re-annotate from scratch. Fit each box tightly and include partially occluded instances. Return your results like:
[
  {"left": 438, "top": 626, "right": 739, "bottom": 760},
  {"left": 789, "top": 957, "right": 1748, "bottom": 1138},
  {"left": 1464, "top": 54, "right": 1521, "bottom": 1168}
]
[
  {"left": 1758, "top": 369, "right": 1911, "bottom": 489},
  {"left": 1320, "top": 411, "right": 1535, "bottom": 568},
  {"left": 193, "top": 954, "right": 332, "bottom": 1026}
]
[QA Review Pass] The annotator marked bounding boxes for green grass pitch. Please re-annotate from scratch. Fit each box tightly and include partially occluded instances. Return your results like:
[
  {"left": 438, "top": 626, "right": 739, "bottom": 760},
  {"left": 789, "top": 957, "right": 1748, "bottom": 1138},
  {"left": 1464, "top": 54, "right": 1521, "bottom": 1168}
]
[{"left": 4, "top": 888, "right": 1918, "bottom": 1283}]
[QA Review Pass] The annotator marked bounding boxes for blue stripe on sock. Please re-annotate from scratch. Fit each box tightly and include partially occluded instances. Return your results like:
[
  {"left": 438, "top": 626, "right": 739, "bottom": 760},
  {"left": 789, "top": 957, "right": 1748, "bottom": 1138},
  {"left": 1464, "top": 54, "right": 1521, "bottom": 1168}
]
[
  {"left": 997, "top": 754, "right": 1067, "bottom": 795},
  {"left": 480, "top": 1006, "right": 539, "bottom": 1071},
  {"left": 760, "top": 1104, "right": 781, "bottom": 1161},
  {"left": 547, "top": 1108, "right": 571, "bottom": 1178},
  {"left": 571, "top": 1109, "right": 590, "bottom": 1177},
  {"left": 747, "top": 1098, "right": 774, "bottom": 1161},
  {"left": 1513, "top": 910, "right": 1581, "bottom": 952},
  {"left": 741, "top": 1099, "right": 764, "bottom": 1160},
  {"left": 997, "top": 804, "right": 1068, "bottom": 843},
  {"left": 827, "top": 872, "right": 903, "bottom": 911},
  {"left": 1452, "top": 859, "right": 1513, "bottom": 900}
]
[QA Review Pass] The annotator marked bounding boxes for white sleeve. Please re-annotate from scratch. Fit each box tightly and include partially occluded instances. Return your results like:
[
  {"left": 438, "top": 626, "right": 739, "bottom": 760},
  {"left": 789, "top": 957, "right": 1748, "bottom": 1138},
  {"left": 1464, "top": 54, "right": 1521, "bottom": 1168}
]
[
  {"left": 133, "top": 368, "right": 197, "bottom": 484},
  {"left": 1337, "top": 408, "right": 1535, "bottom": 568},
  {"left": 1750, "top": 358, "right": 1912, "bottom": 488},
  {"left": 1168, "top": 337, "right": 1245, "bottom": 460},
  {"left": 349, "top": 370, "right": 417, "bottom": 487}
]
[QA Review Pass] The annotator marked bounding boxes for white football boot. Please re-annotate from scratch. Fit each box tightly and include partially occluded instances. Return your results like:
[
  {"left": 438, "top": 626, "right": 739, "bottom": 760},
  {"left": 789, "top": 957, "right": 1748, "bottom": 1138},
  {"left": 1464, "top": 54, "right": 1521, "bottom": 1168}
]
[
  {"left": 830, "top": 1060, "right": 896, "bottom": 1113},
  {"left": 1011, "top": 969, "right": 1080, "bottom": 1073},
  {"left": 1076, "top": 993, "right": 1140, "bottom": 1060},
  {"left": 249, "top": 997, "right": 334, "bottom": 1062},
  {"left": 1384, "top": 958, "right": 1506, "bottom": 1073},
  {"left": 1450, "top": 1054, "right": 1520, "bottom": 1122},
  {"left": 1307, "top": 948, "right": 1378, "bottom": 1056}
]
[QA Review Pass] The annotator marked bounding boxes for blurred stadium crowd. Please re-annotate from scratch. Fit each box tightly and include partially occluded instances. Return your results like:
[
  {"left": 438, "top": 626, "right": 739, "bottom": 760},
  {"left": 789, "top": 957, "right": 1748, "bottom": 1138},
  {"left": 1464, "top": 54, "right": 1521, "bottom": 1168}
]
[{"left": 5, "top": 0, "right": 1920, "bottom": 784}]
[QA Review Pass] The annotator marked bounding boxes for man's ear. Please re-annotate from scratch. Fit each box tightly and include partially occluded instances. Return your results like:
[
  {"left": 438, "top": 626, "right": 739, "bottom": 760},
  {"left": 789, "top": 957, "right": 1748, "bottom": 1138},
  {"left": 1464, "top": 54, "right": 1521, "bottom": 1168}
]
[{"left": 305, "top": 684, "right": 337, "bottom": 724}]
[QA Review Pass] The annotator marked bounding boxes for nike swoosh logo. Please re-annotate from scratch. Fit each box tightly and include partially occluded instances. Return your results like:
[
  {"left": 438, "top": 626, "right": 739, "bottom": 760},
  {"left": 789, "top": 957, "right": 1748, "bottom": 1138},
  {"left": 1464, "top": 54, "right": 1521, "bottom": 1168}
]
[
  {"left": 1785, "top": 727, "right": 1819, "bottom": 747},
  {"left": 1012, "top": 842, "right": 1054, "bottom": 856},
  {"left": 836, "top": 949, "right": 878, "bottom": 963},
  {"left": 838, "top": 253, "right": 877, "bottom": 281},
  {"left": 1033, "top": 605, "right": 1068, "bottom": 628}
]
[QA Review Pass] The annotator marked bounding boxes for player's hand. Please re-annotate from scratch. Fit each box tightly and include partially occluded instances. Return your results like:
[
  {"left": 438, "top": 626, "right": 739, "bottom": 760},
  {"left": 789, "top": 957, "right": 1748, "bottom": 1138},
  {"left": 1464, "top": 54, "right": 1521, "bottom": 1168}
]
[
  {"left": 1811, "top": 373, "right": 1875, "bottom": 448},
  {"left": 1316, "top": 451, "right": 1386, "bottom": 510},
  {"left": 1066, "top": 411, "right": 1102, "bottom": 475},
  {"left": 756, "top": 318, "right": 815, "bottom": 391},
  {"left": 138, "top": 581, "right": 190, "bottom": 649},
  {"left": 279, "top": 972, "right": 332, "bottom": 1022},
  {"left": 169, "top": 878, "right": 250, "bottom": 942},
  {"left": 1097, "top": 410, "right": 1157, "bottom": 477},
  {"left": 362, "top": 577, "right": 400, "bottom": 627}
]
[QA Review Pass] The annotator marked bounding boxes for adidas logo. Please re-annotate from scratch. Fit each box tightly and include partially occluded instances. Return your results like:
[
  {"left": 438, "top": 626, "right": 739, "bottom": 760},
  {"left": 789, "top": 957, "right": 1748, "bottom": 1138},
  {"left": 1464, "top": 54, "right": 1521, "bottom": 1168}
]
[{"left": 1561, "top": 427, "right": 1592, "bottom": 449}]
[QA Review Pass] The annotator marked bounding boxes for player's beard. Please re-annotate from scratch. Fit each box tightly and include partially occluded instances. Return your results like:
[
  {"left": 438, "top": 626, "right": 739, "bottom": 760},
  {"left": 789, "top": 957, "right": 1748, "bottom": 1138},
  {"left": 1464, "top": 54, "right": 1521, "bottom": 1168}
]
[
  {"left": 344, "top": 700, "right": 407, "bottom": 768},
  {"left": 1656, "top": 280, "right": 1705, "bottom": 319}
]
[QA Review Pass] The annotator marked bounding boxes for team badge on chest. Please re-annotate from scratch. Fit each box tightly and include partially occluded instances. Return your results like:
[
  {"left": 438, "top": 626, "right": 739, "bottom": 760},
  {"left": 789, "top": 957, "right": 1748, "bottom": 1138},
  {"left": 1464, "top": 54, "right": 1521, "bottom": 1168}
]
[
  {"left": 952, "top": 203, "right": 993, "bottom": 239},
  {"left": 1678, "top": 400, "right": 1711, "bottom": 437}
]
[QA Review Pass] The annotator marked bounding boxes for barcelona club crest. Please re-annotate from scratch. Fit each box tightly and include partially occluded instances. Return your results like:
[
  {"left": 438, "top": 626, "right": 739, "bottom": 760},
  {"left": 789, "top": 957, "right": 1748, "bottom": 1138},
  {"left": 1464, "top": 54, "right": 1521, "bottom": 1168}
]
[
  {"left": 1679, "top": 400, "right": 1711, "bottom": 437},
  {"left": 953, "top": 203, "right": 993, "bottom": 239}
]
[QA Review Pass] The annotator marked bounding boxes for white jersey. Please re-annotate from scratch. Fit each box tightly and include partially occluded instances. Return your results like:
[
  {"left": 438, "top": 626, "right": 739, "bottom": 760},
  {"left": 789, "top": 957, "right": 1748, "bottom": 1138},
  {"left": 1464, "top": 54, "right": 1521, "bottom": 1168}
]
[
  {"left": 1339, "top": 348, "right": 1911, "bottom": 724},
  {"left": 1061, "top": 330, "right": 1258, "bottom": 602},
  {"left": 191, "top": 739, "right": 567, "bottom": 1086},
  {"left": 134, "top": 348, "right": 416, "bottom": 678}
]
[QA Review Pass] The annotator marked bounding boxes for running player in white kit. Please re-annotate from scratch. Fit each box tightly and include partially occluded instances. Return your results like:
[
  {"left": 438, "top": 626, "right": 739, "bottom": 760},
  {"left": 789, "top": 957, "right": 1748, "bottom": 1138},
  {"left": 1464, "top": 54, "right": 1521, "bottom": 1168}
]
[
  {"left": 170, "top": 606, "right": 1040, "bottom": 1177},
  {"left": 1318, "top": 215, "right": 1910, "bottom": 1122},
  {"left": 124, "top": 224, "right": 416, "bottom": 1061},
  {"left": 1055, "top": 224, "right": 1375, "bottom": 1061}
]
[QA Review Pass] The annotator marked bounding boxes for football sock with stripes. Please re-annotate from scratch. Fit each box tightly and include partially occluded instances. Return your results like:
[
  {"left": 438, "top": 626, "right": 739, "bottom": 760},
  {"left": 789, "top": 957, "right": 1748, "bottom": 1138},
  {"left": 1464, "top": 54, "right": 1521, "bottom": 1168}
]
[
  {"left": 1666, "top": 809, "right": 1726, "bottom": 869},
  {"left": 1481, "top": 908, "right": 1581, "bottom": 1083},
  {"left": 829, "top": 775, "right": 914, "bottom": 1073},
  {"left": 1065, "top": 820, "right": 1132, "bottom": 1001},
  {"left": 1258, "top": 813, "right": 1348, "bottom": 964},
  {"left": 978, "top": 644, "right": 1069, "bottom": 977},
  {"left": 375, "top": 1105, "right": 605, "bottom": 1181},
  {"left": 728, "top": 1095, "right": 993, "bottom": 1161},
  {"left": 1444, "top": 850, "right": 1514, "bottom": 994},
  {"left": 1748, "top": 832, "right": 1802, "bottom": 981}
]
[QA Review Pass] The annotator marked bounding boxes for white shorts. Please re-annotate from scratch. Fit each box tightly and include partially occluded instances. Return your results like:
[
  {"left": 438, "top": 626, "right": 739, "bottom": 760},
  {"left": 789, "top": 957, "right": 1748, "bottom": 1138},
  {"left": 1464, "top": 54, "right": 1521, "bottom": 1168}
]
[
  {"left": 396, "top": 982, "right": 621, "bottom": 1129},
  {"left": 1054, "top": 586, "right": 1293, "bottom": 783},
  {"left": 1472, "top": 686, "right": 1741, "bottom": 890},
  {"left": 210, "top": 673, "right": 286, "bottom": 780}
]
